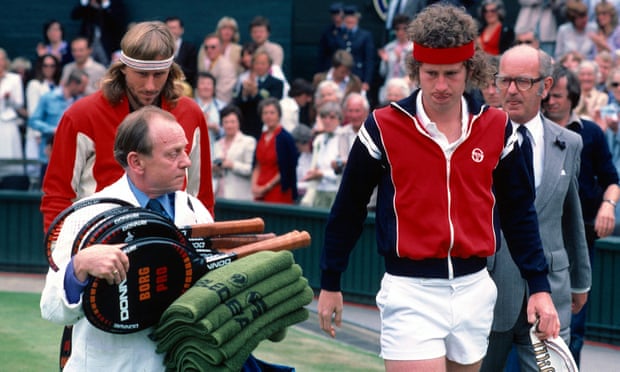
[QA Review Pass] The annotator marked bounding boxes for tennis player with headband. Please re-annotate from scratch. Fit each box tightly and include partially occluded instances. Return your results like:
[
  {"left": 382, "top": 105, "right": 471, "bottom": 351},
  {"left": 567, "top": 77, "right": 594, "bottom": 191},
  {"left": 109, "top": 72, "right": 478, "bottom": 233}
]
[
  {"left": 317, "top": 4, "right": 559, "bottom": 371},
  {"left": 40, "top": 21, "right": 214, "bottom": 234}
]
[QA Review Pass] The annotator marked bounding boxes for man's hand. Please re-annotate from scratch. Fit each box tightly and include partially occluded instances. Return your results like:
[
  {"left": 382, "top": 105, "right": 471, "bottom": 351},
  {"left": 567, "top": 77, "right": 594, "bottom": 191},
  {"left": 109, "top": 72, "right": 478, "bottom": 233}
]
[
  {"left": 73, "top": 244, "right": 129, "bottom": 285},
  {"left": 317, "top": 289, "right": 343, "bottom": 338},
  {"left": 571, "top": 292, "right": 588, "bottom": 314},
  {"left": 527, "top": 292, "right": 560, "bottom": 339},
  {"left": 595, "top": 201, "right": 615, "bottom": 238}
]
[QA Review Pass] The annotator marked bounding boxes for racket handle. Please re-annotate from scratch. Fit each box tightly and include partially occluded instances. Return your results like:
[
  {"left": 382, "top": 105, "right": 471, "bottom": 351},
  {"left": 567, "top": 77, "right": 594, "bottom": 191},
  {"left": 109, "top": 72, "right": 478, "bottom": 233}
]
[
  {"left": 217, "top": 230, "right": 311, "bottom": 258},
  {"left": 183, "top": 218, "right": 265, "bottom": 238}
]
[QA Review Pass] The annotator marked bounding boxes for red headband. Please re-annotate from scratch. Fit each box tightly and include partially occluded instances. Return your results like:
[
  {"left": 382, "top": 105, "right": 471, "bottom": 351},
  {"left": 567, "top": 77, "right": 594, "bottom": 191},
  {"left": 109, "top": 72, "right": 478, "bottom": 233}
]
[{"left": 413, "top": 41, "right": 475, "bottom": 64}]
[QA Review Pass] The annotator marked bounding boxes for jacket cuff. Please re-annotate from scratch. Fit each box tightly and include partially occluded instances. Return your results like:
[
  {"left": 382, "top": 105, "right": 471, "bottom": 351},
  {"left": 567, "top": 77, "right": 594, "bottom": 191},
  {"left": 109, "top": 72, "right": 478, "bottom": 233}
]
[
  {"left": 526, "top": 272, "right": 552, "bottom": 295},
  {"left": 320, "top": 269, "right": 342, "bottom": 292}
]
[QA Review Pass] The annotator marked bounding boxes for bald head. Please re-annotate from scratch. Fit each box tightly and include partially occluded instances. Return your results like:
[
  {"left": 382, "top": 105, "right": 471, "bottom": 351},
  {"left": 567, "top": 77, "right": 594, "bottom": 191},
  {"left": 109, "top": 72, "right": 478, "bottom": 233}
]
[{"left": 498, "top": 45, "right": 553, "bottom": 124}]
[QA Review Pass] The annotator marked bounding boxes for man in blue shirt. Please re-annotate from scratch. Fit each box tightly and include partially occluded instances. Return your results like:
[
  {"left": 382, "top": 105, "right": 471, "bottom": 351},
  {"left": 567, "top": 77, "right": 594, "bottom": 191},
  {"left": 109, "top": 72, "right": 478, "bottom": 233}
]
[
  {"left": 28, "top": 69, "right": 88, "bottom": 180},
  {"left": 543, "top": 65, "right": 620, "bottom": 367}
]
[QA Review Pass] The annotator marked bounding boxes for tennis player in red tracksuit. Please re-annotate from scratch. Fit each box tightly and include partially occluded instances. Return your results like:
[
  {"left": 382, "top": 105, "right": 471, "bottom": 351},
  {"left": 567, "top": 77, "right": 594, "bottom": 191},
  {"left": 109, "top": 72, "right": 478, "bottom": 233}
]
[{"left": 317, "top": 4, "right": 558, "bottom": 371}]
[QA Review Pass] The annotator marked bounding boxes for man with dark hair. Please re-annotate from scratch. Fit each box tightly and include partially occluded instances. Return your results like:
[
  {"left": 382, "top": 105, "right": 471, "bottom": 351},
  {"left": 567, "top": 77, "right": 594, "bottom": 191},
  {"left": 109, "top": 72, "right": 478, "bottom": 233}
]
[
  {"left": 41, "top": 21, "right": 214, "bottom": 232},
  {"left": 280, "top": 78, "right": 314, "bottom": 132},
  {"left": 543, "top": 65, "right": 620, "bottom": 367},
  {"left": 41, "top": 106, "right": 213, "bottom": 370},
  {"left": 165, "top": 16, "right": 197, "bottom": 88},
  {"left": 318, "top": 4, "right": 558, "bottom": 371},
  {"left": 61, "top": 36, "right": 106, "bottom": 95},
  {"left": 249, "top": 16, "right": 284, "bottom": 68}
]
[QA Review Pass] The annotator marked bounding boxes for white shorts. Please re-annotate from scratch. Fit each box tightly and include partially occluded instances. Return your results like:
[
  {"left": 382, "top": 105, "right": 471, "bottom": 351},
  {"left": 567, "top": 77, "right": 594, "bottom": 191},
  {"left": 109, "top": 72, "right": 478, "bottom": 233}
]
[{"left": 375, "top": 269, "right": 497, "bottom": 364}]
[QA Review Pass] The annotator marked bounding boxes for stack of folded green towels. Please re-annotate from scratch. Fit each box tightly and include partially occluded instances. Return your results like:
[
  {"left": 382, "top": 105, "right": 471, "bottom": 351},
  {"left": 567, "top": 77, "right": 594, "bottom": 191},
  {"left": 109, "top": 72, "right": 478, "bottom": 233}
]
[{"left": 151, "top": 250, "right": 313, "bottom": 371}]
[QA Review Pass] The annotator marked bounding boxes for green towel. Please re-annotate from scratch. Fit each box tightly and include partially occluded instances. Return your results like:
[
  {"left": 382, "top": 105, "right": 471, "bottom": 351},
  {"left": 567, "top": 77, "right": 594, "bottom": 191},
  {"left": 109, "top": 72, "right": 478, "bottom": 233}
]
[
  {"left": 156, "top": 275, "right": 307, "bottom": 352},
  {"left": 157, "top": 251, "right": 294, "bottom": 328},
  {"left": 202, "top": 277, "right": 309, "bottom": 347},
  {"left": 169, "top": 308, "right": 309, "bottom": 372},
  {"left": 164, "top": 286, "right": 313, "bottom": 368},
  {"left": 153, "top": 264, "right": 302, "bottom": 344}
]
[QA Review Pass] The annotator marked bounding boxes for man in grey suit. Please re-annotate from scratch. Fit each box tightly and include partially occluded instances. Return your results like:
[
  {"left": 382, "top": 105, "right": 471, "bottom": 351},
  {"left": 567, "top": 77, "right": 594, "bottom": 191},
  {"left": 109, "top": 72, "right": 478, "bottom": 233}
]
[{"left": 481, "top": 45, "right": 591, "bottom": 371}]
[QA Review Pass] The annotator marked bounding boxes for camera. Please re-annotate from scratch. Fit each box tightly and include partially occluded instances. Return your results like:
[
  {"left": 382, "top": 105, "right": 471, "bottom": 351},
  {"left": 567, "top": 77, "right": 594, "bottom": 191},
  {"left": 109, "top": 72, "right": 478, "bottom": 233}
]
[{"left": 334, "top": 159, "right": 344, "bottom": 175}]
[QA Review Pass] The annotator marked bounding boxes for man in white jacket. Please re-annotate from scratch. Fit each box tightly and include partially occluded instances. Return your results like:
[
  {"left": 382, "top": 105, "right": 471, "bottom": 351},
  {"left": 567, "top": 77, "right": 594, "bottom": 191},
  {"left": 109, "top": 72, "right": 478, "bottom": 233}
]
[{"left": 40, "top": 106, "right": 213, "bottom": 371}]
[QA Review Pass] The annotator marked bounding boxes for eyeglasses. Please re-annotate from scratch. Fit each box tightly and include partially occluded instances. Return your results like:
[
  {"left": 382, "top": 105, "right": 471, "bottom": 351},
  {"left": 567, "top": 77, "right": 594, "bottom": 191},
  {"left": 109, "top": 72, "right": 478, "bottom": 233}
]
[
  {"left": 495, "top": 75, "right": 545, "bottom": 91},
  {"left": 611, "top": 82, "right": 620, "bottom": 88},
  {"left": 320, "top": 113, "right": 339, "bottom": 119},
  {"left": 483, "top": 7, "right": 498, "bottom": 14},
  {"left": 515, "top": 39, "right": 535, "bottom": 45},
  {"left": 204, "top": 45, "right": 218, "bottom": 50}
]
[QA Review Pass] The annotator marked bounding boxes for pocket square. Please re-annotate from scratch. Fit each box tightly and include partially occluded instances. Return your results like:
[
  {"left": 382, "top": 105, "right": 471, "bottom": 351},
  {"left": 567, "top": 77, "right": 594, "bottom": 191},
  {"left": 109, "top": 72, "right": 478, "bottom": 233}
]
[{"left": 560, "top": 169, "right": 567, "bottom": 176}]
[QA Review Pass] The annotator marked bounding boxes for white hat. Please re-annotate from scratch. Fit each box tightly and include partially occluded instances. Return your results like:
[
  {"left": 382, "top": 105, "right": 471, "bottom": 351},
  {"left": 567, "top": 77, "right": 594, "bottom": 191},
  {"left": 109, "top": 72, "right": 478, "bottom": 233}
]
[{"left": 529, "top": 324, "right": 578, "bottom": 371}]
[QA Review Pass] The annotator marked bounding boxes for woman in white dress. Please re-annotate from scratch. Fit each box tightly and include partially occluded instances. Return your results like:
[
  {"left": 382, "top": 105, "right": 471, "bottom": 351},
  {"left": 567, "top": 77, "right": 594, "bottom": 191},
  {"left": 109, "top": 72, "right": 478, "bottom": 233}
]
[
  {"left": 212, "top": 104, "right": 256, "bottom": 200},
  {"left": 0, "top": 48, "right": 26, "bottom": 180}
]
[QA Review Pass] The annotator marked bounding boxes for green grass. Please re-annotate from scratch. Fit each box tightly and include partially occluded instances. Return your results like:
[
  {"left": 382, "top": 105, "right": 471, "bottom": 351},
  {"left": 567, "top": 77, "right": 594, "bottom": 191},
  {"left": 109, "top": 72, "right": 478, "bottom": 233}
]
[{"left": 0, "top": 291, "right": 383, "bottom": 371}]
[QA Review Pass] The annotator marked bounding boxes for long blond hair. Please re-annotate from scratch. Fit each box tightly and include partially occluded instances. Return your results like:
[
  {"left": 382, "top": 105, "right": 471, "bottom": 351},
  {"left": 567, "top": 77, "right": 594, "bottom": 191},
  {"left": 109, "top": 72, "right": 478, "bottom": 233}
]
[{"left": 101, "top": 21, "right": 185, "bottom": 106}]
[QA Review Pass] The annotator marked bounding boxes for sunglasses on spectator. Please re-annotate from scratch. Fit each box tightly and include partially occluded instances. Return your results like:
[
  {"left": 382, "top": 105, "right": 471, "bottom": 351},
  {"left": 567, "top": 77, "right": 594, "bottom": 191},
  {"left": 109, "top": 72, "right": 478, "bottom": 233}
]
[
  {"left": 611, "top": 82, "right": 620, "bottom": 88},
  {"left": 515, "top": 39, "right": 535, "bottom": 45}
]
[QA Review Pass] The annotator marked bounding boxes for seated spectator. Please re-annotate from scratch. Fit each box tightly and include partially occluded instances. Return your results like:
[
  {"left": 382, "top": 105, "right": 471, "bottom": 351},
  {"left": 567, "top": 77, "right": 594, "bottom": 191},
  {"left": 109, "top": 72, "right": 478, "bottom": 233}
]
[
  {"left": 61, "top": 36, "right": 106, "bottom": 95},
  {"left": 477, "top": 0, "right": 514, "bottom": 56},
  {"left": 251, "top": 98, "right": 297, "bottom": 204},
  {"left": 212, "top": 104, "right": 256, "bottom": 200},
  {"left": 194, "top": 72, "right": 226, "bottom": 159},
  {"left": 311, "top": 79, "right": 345, "bottom": 133},
  {"left": 291, "top": 124, "right": 314, "bottom": 202},
  {"left": 590, "top": 1, "right": 620, "bottom": 56},
  {"left": 378, "top": 14, "right": 412, "bottom": 103},
  {"left": 381, "top": 77, "right": 412, "bottom": 106},
  {"left": 165, "top": 16, "right": 198, "bottom": 88},
  {"left": 238, "top": 41, "right": 257, "bottom": 75},
  {"left": 0, "top": 48, "right": 26, "bottom": 182},
  {"left": 560, "top": 50, "right": 585, "bottom": 72},
  {"left": 576, "top": 60, "right": 609, "bottom": 122},
  {"left": 36, "top": 20, "right": 73, "bottom": 67},
  {"left": 595, "top": 50, "right": 615, "bottom": 93},
  {"left": 25, "top": 54, "right": 61, "bottom": 177},
  {"left": 28, "top": 69, "right": 89, "bottom": 182},
  {"left": 301, "top": 101, "right": 344, "bottom": 209},
  {"left": 478, "top": 55, "right": 502, "bottom": 108},
  {"left": 513, "top": 27, "right": 541, "bottom": 49},
  {"left": 555, "top": 0, "right": 597, "bottom": 61},
  {"left": 10, "top": 57, "right": 32, "bottom": 87},
  {"left": 313, "top": 49, "right": 362, "bottom": 101},
  {"left": 215, "top": 16, "right": 243, "bottom": 75},
  {"left": 249, "top": 16, "right": 284, "bottom": 68},
  {"left": 233, "top": 48, "right": 284, "bottom": 140},
  {"left": 197, "top": 33, "right": 237, "bottom": 104},
  {"left": 280, "top": 78, "right": 314, "bottom": 132}
]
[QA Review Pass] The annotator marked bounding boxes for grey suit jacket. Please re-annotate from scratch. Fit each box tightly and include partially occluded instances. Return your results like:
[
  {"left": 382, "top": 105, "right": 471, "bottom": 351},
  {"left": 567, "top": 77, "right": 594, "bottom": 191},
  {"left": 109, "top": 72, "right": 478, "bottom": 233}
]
[{"left": 488, "top": 115, "right": 591, "bottom": 341}]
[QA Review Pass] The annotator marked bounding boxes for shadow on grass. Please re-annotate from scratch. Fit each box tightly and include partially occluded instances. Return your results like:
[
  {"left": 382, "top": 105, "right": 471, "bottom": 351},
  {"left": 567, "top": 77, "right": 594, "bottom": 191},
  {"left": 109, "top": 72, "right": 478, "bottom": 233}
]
[{"left": 0, "top": 291, "right": 383, "bottom": 371}]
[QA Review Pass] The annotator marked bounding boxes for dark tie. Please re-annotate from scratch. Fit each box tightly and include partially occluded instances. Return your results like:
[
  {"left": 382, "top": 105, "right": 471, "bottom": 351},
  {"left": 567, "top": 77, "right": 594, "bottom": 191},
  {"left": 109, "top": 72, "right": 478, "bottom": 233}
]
[
  {"left": 517, "top": 125, "right": 534, "bottom": 187},
  {"left": 146, "top": 198, "right": 172, "bottom": 221}
]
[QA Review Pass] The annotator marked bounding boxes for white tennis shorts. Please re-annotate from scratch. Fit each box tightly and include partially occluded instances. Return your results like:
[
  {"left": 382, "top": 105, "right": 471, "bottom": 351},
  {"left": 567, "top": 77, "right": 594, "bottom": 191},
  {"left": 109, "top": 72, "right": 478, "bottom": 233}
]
[{"left": 376, "top": 269, "right": 497, "bottom": 364}]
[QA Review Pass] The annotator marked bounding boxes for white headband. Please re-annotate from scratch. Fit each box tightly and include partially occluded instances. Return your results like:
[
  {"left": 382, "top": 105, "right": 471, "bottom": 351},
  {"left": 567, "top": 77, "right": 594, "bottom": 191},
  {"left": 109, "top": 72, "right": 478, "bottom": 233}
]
[{"left": 119, "top": 51, "right": 174, "bottom": 70}]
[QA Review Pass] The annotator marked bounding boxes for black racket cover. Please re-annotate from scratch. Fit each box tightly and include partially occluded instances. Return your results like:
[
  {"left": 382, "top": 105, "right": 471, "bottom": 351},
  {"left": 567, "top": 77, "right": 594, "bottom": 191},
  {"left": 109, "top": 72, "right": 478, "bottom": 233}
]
[{"left": 82, "top": 238, "right": 195, "bottom": 333}]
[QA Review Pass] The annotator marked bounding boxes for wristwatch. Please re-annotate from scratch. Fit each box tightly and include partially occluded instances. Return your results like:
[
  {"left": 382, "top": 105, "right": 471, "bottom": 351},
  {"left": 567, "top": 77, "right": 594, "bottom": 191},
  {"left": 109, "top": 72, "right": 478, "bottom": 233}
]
[{"left": 603, "top": 199, "right": 617, "bottom": 208}]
